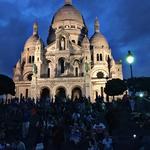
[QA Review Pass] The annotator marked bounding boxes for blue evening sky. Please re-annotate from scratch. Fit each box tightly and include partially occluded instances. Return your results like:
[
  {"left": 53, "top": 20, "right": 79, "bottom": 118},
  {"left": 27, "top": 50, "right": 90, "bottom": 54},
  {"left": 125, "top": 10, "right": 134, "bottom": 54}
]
[{"left": 0, "top": 0, "right": 150, "bottom": 78}]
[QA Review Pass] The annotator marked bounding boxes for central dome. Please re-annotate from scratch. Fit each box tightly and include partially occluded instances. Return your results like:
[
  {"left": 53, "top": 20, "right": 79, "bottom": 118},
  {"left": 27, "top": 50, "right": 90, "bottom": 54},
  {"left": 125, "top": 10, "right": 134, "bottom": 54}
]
[
  {"left": 52, "top": 4, "right": 84, "bottom": 26},
  {"left": 48, "top": 1, "right": 87, "bottom": 45}
]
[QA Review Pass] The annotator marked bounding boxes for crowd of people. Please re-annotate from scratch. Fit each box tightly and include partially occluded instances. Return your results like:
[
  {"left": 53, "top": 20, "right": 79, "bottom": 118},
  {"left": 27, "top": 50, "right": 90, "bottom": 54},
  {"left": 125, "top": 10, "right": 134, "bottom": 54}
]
[{"left": 0, "top": 94, "right": 141, "bottom": 150}]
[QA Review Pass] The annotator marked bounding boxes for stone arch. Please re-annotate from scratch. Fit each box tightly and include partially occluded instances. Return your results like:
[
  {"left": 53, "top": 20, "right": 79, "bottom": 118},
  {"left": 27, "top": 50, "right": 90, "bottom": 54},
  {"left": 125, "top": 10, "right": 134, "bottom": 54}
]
[
  {"left": 47, "top": 60, "right": 55, "bottom": 78},
  {"left": 23, "top": 72, "right": 33, "bottom": 81},
  {"left": 73, "top": 59, "right": 80, "bottom": 65},
  {"left": 91, "top": 68, "right": 108, "bottom": 78},
  {"left": 40, "top": 87, "right": 50, "bottom": 99},
  {"left": 97, "top": 71, "right": 104, "bottom": 79},
  {"left": 73, "top": 59, "right": 80, "bottom": 76},
  {"left": 56, "top": 86, "right": 66, "bottom": 98},
  {"left": 71, "top": 86, "right": 82, "bottom": 100}
]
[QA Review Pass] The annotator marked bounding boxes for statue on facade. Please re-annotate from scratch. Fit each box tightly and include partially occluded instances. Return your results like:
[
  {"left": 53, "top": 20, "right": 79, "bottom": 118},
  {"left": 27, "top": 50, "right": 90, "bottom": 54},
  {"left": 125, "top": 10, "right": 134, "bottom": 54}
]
[
  {"left": 32, "top": 64, "right": 37, "bottom": 75},
  {"left": 60, "top": 37, "right": 65, "bottom": 50},
  {"left": 85, "top": 62, "right": 90, "bottom": 73}
]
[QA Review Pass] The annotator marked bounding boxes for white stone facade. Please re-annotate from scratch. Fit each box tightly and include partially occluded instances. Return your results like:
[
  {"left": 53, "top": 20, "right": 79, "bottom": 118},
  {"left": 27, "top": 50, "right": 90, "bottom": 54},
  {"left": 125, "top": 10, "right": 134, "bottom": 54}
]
[{"left": 13, "top": 0, "right": 123, "bottom": 101}]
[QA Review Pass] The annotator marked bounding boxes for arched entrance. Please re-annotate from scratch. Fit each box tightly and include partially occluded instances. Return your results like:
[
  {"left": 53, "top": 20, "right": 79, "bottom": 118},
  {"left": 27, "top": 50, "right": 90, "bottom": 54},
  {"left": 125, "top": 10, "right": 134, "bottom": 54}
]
[
  {"left": 56, "top": 87, "right": 66, "bottom": 98},
  {"left": 41, "top": 87, "right": 50, "bottom": 99},
  {"left": 72, "top": 87, "right": 82, "bottom": 100}
]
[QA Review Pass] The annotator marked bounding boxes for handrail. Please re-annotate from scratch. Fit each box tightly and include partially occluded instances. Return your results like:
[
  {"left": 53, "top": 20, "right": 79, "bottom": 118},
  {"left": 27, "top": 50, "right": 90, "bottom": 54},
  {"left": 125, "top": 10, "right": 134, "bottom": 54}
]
[{"left": 143, "top": 98, "right": 150, "bottom": 103}]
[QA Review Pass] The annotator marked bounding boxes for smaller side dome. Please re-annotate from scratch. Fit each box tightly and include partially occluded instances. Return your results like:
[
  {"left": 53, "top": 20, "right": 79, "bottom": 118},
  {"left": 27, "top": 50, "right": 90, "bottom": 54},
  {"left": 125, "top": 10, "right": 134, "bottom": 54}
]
[
  {"left": 90, "top": 33, "right": 109, "bottom": 48},
  {"left": 37, "top": 38, "right": 44, "bottom": 46},
  {"left": 24, "top": 22, "right": 39, "bottom": 48},
  {"left": 16, "top": 59, "right": 21, "bottom": 69},
  {"left": 82, "top": 35, "right": 90, "bottom": 44},
  {"left": 25, "top": 35, "right": 39, "bottom": 48},
  {"left": 14, "top": 59, "right": 22, "bottom": 81},
  {"left": 90, "top": 18, "right": 109, "bottom": 48}
]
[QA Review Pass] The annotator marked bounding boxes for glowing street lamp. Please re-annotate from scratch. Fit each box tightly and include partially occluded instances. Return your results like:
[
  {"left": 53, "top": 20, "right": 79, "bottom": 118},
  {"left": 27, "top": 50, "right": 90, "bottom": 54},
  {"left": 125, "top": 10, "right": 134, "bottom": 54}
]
[
  {"left": 139, "top": 92, "right": 144, "bottom": 98},
  {"left": 126, "top": 51, "right": 135, "bottom": 78}
]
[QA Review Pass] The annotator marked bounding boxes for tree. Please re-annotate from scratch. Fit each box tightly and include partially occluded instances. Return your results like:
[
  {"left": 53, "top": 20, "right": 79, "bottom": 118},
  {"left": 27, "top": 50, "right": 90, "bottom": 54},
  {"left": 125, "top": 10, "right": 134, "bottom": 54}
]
[
  {"left": 0, "top": 74, "right": 15, "bottom": 96},
  {"left": 104, "top": 78, "right": 127, "bottom": 99},
  {"left": 126, "top": 77, "right": 150, "bottom": 93}
]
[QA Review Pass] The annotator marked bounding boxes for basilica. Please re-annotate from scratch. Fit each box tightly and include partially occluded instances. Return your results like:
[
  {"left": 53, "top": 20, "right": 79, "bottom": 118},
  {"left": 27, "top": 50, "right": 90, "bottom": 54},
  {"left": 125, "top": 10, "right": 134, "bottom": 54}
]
[{"left": 13, "top": 0, "right": 123, "bottom": 101}]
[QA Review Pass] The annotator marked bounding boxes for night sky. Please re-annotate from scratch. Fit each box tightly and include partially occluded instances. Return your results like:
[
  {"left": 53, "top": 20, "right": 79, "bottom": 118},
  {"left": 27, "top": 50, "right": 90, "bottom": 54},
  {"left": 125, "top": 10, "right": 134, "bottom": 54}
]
[{"left": 0, "top": 0, "right": 150, "bottom": 79}]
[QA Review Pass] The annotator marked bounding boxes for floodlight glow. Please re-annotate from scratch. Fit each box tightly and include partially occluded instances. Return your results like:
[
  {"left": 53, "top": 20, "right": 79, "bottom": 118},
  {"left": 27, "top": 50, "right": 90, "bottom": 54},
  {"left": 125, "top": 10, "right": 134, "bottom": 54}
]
[
  {"left": 139, "top": 92, "right": 144, "bottom": 98},
  {"left": 133, "top": 134, "right": 136, "bottom": 138}
]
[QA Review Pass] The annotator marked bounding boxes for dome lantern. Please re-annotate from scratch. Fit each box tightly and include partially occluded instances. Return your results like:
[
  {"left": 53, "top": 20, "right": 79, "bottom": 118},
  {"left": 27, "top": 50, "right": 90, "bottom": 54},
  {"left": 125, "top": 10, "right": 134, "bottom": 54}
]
[
  {"left": 65, "top": 0, "right": 72, "bottom": 5},
  {"left": 33, "top": 21, "right": 38, "bottom": 36},
  {"left": 94, "top": 17, "right": 100, "bottom": 33}
]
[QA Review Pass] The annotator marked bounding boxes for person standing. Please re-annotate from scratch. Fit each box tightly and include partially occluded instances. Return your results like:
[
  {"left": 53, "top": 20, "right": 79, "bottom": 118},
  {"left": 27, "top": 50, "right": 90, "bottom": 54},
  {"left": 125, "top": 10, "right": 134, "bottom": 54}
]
[
  {"left": 129, "top": 96, "right": 136, "bottom": 112},
  {"left": 52, "top": 125, "right": 65, "bottom": 150},
  {"left": 12, "top": 138, "right": 26, "bottom": 150},
  {"left": 102, "top": 133, "right": 113, "bottom": 150}
]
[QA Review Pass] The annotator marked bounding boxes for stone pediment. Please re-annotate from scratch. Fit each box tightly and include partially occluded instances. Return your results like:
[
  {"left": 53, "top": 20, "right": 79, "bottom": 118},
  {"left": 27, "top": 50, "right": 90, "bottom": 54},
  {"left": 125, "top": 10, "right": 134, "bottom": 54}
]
[
  {"left": 46, "top": 42, "right": 57, "bottom": 54},
  {"left": 46, "top": 41, "right": 56, "bottom": 50}
]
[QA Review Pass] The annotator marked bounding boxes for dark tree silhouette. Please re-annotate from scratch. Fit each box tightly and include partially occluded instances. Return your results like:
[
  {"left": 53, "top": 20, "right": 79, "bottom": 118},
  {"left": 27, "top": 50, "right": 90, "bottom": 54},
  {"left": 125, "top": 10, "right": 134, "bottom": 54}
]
[
  {"left": 107, "top": 55, "right": 112, "bottom": 78},
  {"left": 126, "top": 77, "right": 150, "bottom": 93},
  {"left": 0, "top": 74, "right": 15, "bottom": 96},
  {"left": 104, "top": 78, "right": 127, "bottom": 99}
]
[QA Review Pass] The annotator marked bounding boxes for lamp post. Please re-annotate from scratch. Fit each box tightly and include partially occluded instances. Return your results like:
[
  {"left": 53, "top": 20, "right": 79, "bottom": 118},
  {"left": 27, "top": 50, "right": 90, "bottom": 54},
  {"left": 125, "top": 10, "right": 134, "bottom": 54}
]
[{"left": 126, "top": 51, "right": 134, "bottom": 78}]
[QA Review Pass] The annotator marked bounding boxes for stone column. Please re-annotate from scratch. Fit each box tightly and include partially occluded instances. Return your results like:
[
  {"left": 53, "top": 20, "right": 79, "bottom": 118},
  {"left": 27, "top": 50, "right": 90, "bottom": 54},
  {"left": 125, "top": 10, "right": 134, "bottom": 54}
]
[
  {"left": 31, "top": 74, "right": 38, "bottom": 100},
  {"left": 84, "top": 73, "right": 91, "bottom": 98}
]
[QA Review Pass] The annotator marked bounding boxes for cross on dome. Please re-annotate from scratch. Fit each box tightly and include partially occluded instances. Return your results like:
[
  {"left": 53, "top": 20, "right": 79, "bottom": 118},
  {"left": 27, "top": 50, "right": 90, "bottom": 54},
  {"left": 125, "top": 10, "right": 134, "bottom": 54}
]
[{"left": 65, "top": 0, "right": 72, "bottom": 5}]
